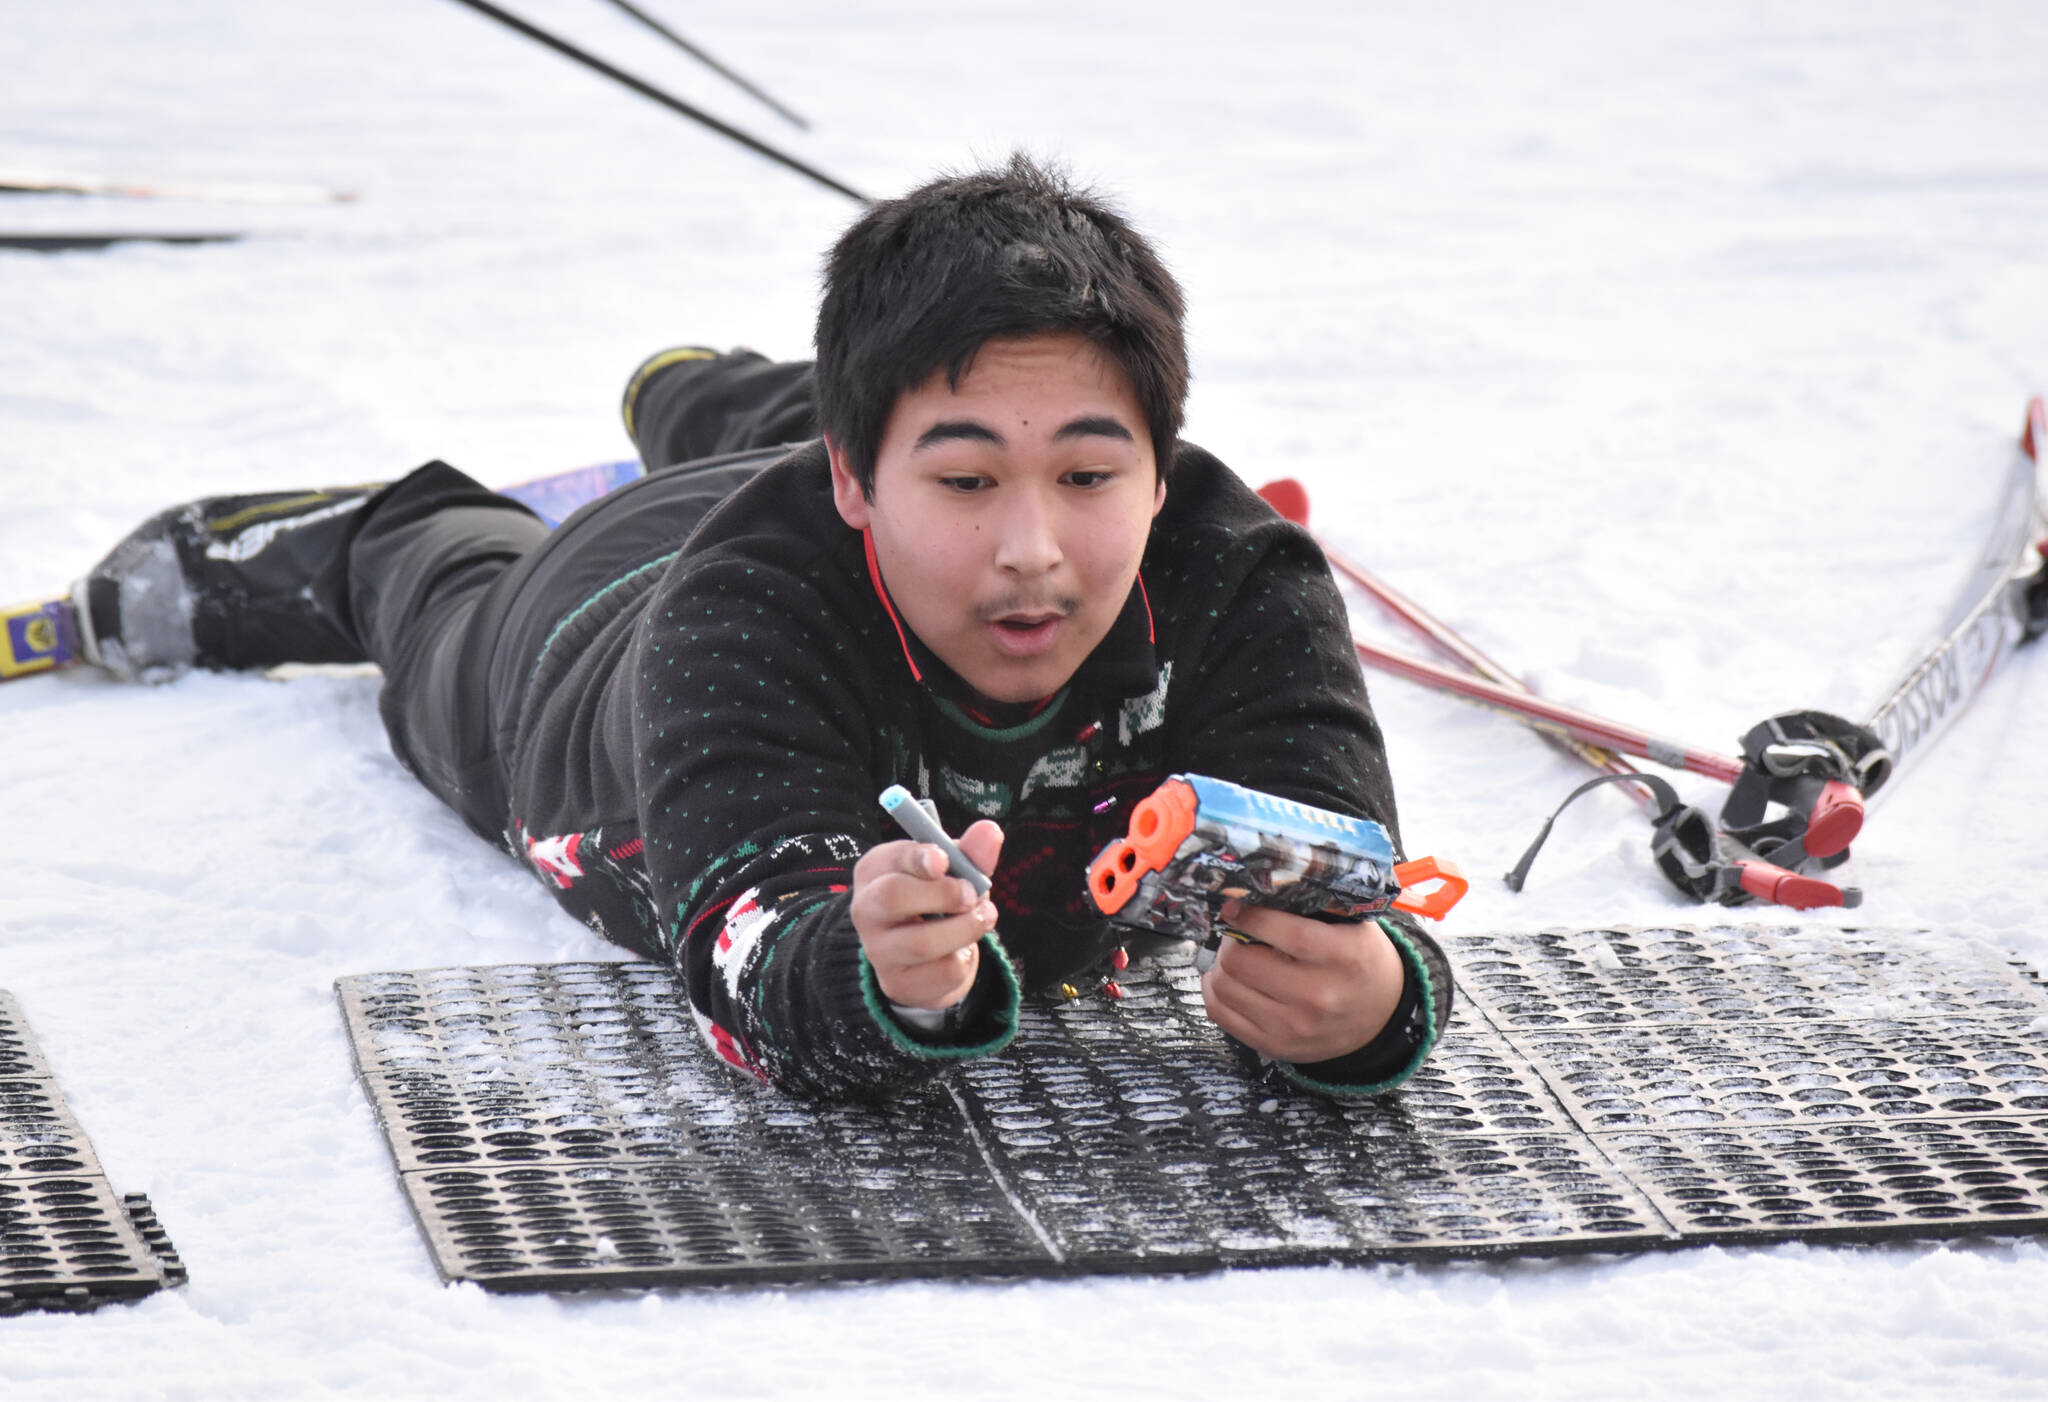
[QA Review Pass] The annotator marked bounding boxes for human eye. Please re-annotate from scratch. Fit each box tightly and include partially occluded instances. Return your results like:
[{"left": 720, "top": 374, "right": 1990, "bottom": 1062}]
[
  {"left": 937, "top": 473, "right": 993, "bottom": 494},
  {"left": 1062, "top": 467, "right": 1118, "bottom": 489}
]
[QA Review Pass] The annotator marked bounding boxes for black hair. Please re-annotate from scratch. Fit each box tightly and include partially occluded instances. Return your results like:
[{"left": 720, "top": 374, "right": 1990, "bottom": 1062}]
[{"left": 814, "top": 153, "right": 1188, "bottom": 497}]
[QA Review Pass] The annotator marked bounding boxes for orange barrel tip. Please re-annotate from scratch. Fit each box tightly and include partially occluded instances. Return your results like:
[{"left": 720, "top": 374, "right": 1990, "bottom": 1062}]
[
  {"left": 1086, "top": 778, "right": 1199, "bottom": 915},
  {"left": 1390, "top": 856, "right": 1469, "bottom": 920}
]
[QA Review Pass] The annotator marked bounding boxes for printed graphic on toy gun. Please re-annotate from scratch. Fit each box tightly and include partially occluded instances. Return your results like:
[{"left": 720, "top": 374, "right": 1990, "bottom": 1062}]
[{"left": 1086, "top": 774, "right": 1466, "bottom": 946}]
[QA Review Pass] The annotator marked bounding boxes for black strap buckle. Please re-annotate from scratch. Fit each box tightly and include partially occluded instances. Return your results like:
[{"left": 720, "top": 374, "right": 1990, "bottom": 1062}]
[{"left": 1719, "top": 710, "right": 1890, "bottom": 870}]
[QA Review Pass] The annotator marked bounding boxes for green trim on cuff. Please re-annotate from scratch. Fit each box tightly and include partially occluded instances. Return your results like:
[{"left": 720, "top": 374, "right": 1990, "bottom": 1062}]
[
  {"left": 1275, "top": 915, "right": 1443, "bottom": 1098},
  {"left": 857, "top": 931, "right": 1022, "bottom": 1061}
]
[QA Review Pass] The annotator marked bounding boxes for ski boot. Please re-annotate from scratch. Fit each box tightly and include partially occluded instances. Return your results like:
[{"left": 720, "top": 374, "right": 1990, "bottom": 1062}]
[{"left": 72, "top": 484, "right": 384, "bottom": 682}]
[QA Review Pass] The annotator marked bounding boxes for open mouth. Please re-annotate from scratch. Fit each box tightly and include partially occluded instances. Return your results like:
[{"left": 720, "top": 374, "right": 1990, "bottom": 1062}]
[{"left": 987, "top": 612, "right": 1065, "bottom": 656}]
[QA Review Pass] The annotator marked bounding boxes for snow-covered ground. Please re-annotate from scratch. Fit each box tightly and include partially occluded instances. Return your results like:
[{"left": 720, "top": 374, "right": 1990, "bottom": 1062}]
[{"left": 4, "top": 1, "right": 2047, "bottom": 1396}]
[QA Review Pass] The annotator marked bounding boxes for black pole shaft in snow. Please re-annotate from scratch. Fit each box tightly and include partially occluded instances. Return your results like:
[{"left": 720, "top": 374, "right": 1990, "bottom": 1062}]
[
  {"left": 599, "top": 0, "right": 811, "bottom": 132},
  {"left": 440, "top": 0, "right": 868, "bottom": 205}
]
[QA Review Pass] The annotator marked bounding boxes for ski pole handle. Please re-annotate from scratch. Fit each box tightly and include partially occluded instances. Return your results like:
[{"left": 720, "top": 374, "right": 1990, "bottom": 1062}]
[
  {"left": 1734, "top": 860, "right": 1859, "bottom": 910},
  {"left": 1801, "top": 779, "right": 1864, "bottom": 859}
]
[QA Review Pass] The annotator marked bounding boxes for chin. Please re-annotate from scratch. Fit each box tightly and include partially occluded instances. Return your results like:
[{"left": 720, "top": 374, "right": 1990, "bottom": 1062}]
[
  {"left": 976, "top": 674, "right": 1061, "bottom": 705},
  {"left": 970, "top": 655, "right": 1077, "bottom": 705}
]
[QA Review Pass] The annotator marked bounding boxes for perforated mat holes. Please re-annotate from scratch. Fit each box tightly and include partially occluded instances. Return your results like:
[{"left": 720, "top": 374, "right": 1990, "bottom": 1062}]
[
  {"left": 0, "top": 1079, "right": 61, "bottom": 1114},
  {"left": 0, "top": 1055, "right": 39, "bottom": 1081},
  {"left": 368, "top": 1071, "right": 693, "bottom": 1170},
  {"left": 1603, "top": 1119, "right": 2048, "bottom": 1235},
  {"left": 345, "top": 945, "right": 2048, "bottom": 1287},
  {"left": 0, "top": 998, "right": 52, "bottom": 1082},
  {"left": 1299, "top": 1132, "right": 1659, "bottom": 1242},
  {"left": 0, "top": 1143, "right": 95, "bottom": 1178},
  {"left": 1514, "top": 1018, "right": 2048, "bottom": 1130},
  {"left": 0, "top": 1178, "right": 151, "bottom": 1282},
  {"left": 2, "top": 1104, "right": 100, "bottom": 1183},
  {"left": 1451, "top": 937, "right": 1641, "bottom": 1027},
  {"left": 959, "top": 967, "right": 1674, "bottom": 1255},
  {"left": 422, "top": 1168, "right": 707, "bottom": 1275},
  {"left": 1452, "top": 927, "right": 2048, "bottom": 1030},
  {"left": 1389, "top": 1033, "right": 1570, "bottom": 1134},
  {"left": 413, "top": 1164, "right": 904, "bottom": 1275},
  {"left": 968, "top": 1069, "right": 1662, "bottom": 1256},
  {"left": 352, "top": 978, "right": 692, "bottom": 1071},
  {"left": 359, "top": 993, "right": 428, "bottom": 1029}
]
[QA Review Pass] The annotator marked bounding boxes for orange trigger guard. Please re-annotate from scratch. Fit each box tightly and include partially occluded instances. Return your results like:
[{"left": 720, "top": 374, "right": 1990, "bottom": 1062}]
[{"left": 1390, "top": 856, "right": 1468, "bottom": 920}]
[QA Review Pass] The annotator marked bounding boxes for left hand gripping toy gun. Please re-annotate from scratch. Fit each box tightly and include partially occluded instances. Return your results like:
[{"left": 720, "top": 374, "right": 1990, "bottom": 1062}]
[{"left": 1085, "top": 774, "right": 1467, "bottom": 946}]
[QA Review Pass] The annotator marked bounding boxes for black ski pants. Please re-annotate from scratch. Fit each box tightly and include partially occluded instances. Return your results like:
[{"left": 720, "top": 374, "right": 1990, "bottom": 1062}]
[{"left": 307, "top": 349, "right": 816, "bottom": 842}]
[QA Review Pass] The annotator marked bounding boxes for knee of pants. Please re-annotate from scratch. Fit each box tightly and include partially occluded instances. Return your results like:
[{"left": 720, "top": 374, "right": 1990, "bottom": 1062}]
[
  {"left": 346, "top": 502, "right": 548, "bottom": 668},
  {"left": 374, "top": 580, "right": 510, "bottom": 842}
]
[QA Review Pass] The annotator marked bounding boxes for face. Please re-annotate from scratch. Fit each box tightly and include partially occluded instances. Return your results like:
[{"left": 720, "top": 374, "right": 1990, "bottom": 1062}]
[{"left": 829, "top": 332, "right": 1166, "bottom": 705}]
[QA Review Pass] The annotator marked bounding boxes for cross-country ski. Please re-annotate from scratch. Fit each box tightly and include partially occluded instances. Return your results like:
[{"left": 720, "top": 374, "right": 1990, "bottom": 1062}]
[
  {"left": 1866, "top": 397, "right": 2048, "bottom": 781},
  {"left": 0, "top": 230, "right": 244, "bottom": 251},
  {"left": 0, "top": 166, "right": 353, "bottom": 204}
]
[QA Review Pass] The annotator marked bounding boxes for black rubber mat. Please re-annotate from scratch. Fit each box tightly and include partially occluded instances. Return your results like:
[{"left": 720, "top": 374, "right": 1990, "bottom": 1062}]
[
  {"left": 337, "top": 926, "right": 2048, "bottom": 1291},
  {"left": 0, "top": 991, "right": 187, "bottom": 1314}
]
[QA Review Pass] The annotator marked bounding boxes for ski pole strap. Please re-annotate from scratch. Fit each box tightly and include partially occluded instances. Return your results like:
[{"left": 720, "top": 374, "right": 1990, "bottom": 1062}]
[
  {"left": 1504, "top": 771, "right": 1696, "bottom": 894},
  {"left": 1504, "top": 770, "right": 1861, "bottom": 910},
  {"left": 1718, "top": 710, "right": 1892, "bottom": 868}
]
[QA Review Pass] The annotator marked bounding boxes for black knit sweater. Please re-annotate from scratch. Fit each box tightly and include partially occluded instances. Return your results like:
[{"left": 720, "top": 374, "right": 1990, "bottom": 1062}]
[{"left": 498, "top": 440, "right": 1453, "bottom": 1101}]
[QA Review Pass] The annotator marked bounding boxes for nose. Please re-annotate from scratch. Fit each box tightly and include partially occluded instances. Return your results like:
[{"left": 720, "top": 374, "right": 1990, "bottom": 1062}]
[{"left": 992, "top": 483, "right": 1062, "bottom": 577}]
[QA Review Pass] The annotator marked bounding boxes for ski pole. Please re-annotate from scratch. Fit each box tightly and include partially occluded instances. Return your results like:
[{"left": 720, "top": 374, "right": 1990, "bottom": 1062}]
[
  {"left": 1255, "top": 476, "right": 1745, "bottom": 784},
  {"left": 599, "top": 0, "right": 811, "bottom": 131},
  {"left": 1343, "top": 631, "right": 1746, "bottom": 784},
  {"left": 1255, "top": 478, "right": 1879, "bottom": 904},
  {"left": 1257, "top": 478, "right": 1653, "bottom": 809},
  {"left": 438, "top": 0, "right": 869, "bottom": 204},
  {"left": 1355, "top": 634, "right": 1875, "bottom": 905},
  {"left": 1353, "top": 622, "right": 1877, "bottom": 902}
]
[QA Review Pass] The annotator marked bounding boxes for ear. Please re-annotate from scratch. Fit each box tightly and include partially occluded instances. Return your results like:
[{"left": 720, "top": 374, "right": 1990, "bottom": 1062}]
[
  {"left": 1151, "top": 468, "right": 1167, "bottom": 518},
  {"left": 826, "top": 437, "right": 871, "bottom": 530}
]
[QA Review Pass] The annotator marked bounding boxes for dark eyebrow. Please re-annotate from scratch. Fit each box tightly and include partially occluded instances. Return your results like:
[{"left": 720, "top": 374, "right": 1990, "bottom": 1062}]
[
  {"left": 1053, "top": 415, "right": 1134, "bottom": 443},
  {"left": 912, "top": 415, "right": 1137, "bottom": 453},
  {"left": 913, "top": 419, "right": 1005, "bottom": 452}
]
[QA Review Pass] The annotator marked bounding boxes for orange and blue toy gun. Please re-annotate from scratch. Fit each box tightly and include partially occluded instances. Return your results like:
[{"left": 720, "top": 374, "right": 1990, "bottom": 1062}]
[{"left": 1086, "top": 774, "right": 1467, "bottom": 946}]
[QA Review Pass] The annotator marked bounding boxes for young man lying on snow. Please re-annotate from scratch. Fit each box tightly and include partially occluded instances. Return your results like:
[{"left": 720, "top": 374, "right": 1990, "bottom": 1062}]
[{"left": 70, "top": 155, "right": 1452, "bottom": 1101}]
